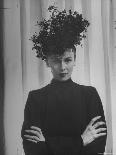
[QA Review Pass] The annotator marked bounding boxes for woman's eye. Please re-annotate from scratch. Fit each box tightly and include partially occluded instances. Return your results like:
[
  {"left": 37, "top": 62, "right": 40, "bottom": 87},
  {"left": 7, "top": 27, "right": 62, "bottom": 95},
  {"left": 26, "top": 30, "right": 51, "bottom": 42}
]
[{"left": 65, "top": 59, "right": 72, "bottom": 63}]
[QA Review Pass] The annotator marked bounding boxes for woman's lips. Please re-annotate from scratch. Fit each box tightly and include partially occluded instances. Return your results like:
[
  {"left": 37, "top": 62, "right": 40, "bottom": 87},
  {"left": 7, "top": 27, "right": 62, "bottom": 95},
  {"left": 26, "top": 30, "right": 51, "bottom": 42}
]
[{"left": 59, "top": 73, "right": 68, "bottom": 77}]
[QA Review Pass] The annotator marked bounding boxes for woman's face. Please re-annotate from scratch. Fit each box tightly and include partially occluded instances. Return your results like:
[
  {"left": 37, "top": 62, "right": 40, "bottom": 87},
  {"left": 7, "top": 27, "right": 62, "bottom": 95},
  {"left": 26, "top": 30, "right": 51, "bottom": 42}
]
[{"left": 46, "top": 49, "right": 76, "bottom": 81}]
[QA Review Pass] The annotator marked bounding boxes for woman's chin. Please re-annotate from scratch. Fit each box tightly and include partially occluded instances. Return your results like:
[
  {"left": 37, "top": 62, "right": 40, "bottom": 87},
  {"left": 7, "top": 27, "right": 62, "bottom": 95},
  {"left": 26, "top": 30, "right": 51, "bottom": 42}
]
[{"left": 55, "top": 75, "right": 71, "bottom": 81}]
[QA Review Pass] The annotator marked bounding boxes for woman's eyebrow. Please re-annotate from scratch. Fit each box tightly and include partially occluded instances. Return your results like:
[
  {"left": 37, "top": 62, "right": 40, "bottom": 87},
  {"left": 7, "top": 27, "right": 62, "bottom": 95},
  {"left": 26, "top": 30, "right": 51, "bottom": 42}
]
[
  {"left": 51, "top": 56, "right": 72, "bottom": 61},
  {"left": 65, "top": 57, "right": 72, "bottom": 59}
]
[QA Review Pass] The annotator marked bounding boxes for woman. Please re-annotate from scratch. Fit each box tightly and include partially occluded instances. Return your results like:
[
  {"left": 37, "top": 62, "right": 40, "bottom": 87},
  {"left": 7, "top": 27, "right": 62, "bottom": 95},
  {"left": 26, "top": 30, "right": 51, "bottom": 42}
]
[{"left": 21, "top": 6, "right": 107, "bottom": 155}]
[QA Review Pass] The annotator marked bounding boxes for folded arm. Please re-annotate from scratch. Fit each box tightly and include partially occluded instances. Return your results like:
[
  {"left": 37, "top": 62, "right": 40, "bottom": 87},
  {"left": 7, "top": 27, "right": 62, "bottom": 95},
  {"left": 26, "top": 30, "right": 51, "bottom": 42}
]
[
  {"left": 81, "top": 87, "right": 107, "bottom": 155},
  {"left": 21, "top": 91, "right": 84, "bottom": 155}
]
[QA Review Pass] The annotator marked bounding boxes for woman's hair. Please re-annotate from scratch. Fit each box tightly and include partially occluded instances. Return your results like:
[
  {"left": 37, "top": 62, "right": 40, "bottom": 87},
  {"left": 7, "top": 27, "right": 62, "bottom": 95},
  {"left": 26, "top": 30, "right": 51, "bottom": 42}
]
[{"left": 31, "top": 6, "right": 90, "bottom": 60}]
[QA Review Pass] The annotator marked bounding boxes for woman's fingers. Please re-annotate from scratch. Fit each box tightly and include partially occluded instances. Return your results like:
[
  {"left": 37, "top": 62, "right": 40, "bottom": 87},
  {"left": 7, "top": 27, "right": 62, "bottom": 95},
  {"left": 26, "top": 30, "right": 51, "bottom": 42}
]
[
  {"left": 89, "top": 116, "right": 101, "bottom": 126},
  {"left": 96, "top": 132, "right": 107, "bottom": 138},
  {"left": 30, "top": 126, "right": 41, "bottom": 132},
  {"left": 93, "top": 121, "right": 105, "bottom": 128},
  {"left": 26, "top": 139, "right": 37, "bottom": 143},
  {"left": 24, "top": 126, "right": 45, "bottom": 142},
  {"left": 94, "top": 132, "right": 107, "bottom": 139},
  {"left": 24, "top": 134, "right": 40, "bottom": 141},
  {"left": 25, "top": 129, "right": 41, "bottom": 137},
  {"left": 96, "top": 128, "right": 107, "bottom": 133}
]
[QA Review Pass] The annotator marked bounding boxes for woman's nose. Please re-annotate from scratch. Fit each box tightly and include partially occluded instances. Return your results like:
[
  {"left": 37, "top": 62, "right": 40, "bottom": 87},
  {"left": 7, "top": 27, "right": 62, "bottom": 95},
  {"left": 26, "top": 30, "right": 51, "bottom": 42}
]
[{"left": 60, "top": 61, "right": 66, "bottom": 71}]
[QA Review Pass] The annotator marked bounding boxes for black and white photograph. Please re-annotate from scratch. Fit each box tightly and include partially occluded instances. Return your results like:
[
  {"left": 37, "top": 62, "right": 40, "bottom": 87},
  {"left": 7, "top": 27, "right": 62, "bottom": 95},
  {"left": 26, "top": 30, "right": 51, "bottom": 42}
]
[{"left": 0, "top": 0, "right": 116, "bottom": 155}]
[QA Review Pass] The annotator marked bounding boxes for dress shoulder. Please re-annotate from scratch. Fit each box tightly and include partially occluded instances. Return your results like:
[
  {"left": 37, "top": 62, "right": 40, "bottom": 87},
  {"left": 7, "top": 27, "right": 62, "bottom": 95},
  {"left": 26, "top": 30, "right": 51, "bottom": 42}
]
[
  {"left": 73, "top": 82, "right": 97, "bottom": 95},
  {"left": 29, "top": 84, "right": 50, "bottom": 96},
  {"left": 26, "top": 84, "right": 51, "bottom": 106}
]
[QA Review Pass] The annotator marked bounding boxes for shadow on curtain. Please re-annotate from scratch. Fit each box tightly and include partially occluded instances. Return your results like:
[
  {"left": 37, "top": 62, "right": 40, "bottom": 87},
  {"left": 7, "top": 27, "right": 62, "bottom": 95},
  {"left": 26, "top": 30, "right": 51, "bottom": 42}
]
[{"left": 0, "top": 0, "right": 5, "bottom": 155}]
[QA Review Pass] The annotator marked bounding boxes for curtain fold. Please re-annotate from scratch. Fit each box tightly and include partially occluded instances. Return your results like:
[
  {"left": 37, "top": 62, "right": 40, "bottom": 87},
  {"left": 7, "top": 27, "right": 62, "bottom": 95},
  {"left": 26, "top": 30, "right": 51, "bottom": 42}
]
[
  {"left": 0, "top": 0, "right": 5, "bottom": 155},
  {"left": 101, "top": 0, "right": 113, "bottom": 153},
  {"left": 110, "top": 0, "right": 116, "bottom": 153},
  {"left": 3, "top": 0, "right": 115, "bottom": 154},
  {"left": 3, "top": 1, "right": 23, "bottom": 155}
]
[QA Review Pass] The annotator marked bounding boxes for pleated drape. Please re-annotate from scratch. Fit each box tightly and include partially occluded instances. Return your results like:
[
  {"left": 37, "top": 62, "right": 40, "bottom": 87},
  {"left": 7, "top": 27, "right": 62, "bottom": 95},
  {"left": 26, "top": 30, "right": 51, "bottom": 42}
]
[
  {"left": 2, "top": 0, "right": 116, "bottom": 155},
  {"left": 3, "top": 1, "right": 23, "bottom": 155},
  {"left": 0, "top": 1, "right": 5, "bottom": 155}
]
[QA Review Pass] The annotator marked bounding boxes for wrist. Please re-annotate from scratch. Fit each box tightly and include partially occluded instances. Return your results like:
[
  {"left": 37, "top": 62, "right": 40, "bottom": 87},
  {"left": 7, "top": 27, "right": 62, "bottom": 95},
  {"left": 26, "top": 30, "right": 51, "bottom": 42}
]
[
  {"left": 81, "top": 135, "right": 84, "bottom": 146},
  {"left": 81, "top": 134, "right": 86, "bottom": 146}
]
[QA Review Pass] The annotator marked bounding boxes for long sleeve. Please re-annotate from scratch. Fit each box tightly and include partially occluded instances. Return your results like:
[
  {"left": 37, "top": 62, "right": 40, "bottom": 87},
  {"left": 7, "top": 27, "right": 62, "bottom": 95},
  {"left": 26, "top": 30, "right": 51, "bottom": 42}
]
[
  {"left": 45, "top": 135, "right": 83, "bottom": 155},
  {"left": 82, "top": 87, "right": 107, "bottom": 155},
  {"left": 21, "top": 92, "right": 52, "bottom": 155}
]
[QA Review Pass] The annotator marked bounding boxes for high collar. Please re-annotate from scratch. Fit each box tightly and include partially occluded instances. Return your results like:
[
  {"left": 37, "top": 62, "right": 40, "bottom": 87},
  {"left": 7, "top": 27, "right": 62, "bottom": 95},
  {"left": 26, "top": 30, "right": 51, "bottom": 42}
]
[{"left": 51, "top": 78, "right": 73, "bottom": 85}]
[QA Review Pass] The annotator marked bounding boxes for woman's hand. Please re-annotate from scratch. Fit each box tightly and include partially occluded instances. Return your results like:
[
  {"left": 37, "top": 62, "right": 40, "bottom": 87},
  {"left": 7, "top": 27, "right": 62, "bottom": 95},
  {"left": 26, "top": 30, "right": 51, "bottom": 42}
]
[
  {"left": 24, "top": 126, "right": 45, "bottom": 143},
  {"left": 81, "top": 116, "right": 107, "bottom": 146}
]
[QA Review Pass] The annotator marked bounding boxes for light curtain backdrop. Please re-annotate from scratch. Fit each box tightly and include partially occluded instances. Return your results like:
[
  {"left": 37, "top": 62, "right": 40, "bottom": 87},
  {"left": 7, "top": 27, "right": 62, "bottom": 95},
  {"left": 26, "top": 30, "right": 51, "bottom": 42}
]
[{"left": 2, "top": 0, "right": 116, "bottom": 155}]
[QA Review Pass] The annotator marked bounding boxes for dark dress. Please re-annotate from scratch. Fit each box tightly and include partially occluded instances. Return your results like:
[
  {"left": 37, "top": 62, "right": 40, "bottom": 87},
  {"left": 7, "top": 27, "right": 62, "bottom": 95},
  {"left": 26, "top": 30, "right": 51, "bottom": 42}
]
[{"left": 21, "top": 78, "right": 107, "bottom": 155}]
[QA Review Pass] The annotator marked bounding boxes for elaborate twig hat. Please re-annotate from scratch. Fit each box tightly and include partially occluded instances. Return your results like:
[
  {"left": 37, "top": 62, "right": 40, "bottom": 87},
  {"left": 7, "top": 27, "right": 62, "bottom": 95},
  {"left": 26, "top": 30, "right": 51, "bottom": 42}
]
[{"left": 31, "top": 6, "right": 90, "bottom": 60}]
